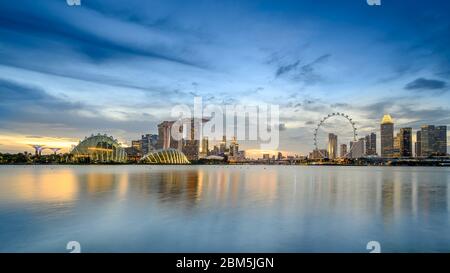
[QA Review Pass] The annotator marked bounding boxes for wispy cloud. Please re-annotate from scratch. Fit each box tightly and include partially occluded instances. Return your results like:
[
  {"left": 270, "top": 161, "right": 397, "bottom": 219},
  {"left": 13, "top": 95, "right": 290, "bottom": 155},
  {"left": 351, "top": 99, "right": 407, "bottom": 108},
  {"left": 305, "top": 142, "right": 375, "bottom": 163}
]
[{"left": 404, "top": 78, "right": 448, "bottom": 93}]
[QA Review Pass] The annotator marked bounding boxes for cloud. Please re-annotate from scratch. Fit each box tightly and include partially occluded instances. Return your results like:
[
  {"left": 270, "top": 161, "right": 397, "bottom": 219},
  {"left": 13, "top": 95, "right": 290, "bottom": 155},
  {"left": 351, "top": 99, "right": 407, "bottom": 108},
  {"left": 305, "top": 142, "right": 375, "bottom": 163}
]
[
  {"left": 273, "top": 54, "right": 331, "bottom": 85},
  {"left": 275, "top": 60, "right": 300, "bottom": 77},
  {"left": 404, "top": 78, "right": 448, "bottom": 92},
  {"left": 0, "top": 1, "right": 203, "bottom": 67},
  {"left": 0, "top": 78, "right": 161, "bottom": 141},
  {"left": 0, "top": 78, "right": 81, "bottom": 111}
]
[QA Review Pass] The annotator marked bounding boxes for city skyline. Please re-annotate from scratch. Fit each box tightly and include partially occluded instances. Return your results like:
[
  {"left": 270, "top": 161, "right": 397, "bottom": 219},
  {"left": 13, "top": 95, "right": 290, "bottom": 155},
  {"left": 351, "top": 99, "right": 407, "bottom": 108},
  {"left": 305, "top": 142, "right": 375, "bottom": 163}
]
[
  {"left": 1, "top": 112, "right": 447, "bottom": 160},
  {"left": 1, "top": 0, "right": 450, "bottom": 155}
]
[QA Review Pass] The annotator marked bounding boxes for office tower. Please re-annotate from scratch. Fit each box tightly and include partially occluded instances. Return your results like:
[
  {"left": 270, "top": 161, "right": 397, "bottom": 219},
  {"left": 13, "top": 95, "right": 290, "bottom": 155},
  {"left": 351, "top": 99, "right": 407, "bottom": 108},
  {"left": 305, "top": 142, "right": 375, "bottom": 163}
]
[
  {"left": 309, "top": 149, "right": 329, "bottom": 159},
  {"left": 399, "top": 127, "right": 412, "bottom": 157},
  {"left": 277, "top": 152, "right": 283, "bottom": 160},
  {"left": 219, "top": 135, "right": 227, "bottom": 154},
  {"left": 415, "top": 130, "right": 422, "bottom": 157},
  {"left": 229, "top": 137, "right": 239, "bottom": 157},
  {"left": 420, "top": 125, "right": 435, "bottom": 157},
  {"left": 350, "top": 138, "right": 365, "bottom": 158},
  {"left": 263, "top": 154, "right": 270, "bottom": 160},
  {"left": 340, "top": 144, "right": 348, "bottom": 158},
  {"left": 365, "top": 133, "right": 377, "bottom": 155},
  {"left": 380, "top": 114, "right": 394, "bottom": 158},
  {"left": 157, "top": 121, "right": 176, "bottom": 150},
  {"left": 435, "top": 126, "right": 447, "bottom": 156},
  {"left": 200, "top": 136, "right": 209, "bottom": 156},
  {"left": 420, "top": 125, "right": 447, "bottom": 156},
  {"left": 182, "top": 118, "right": 201, "bottom": 161},
  {"left": 141, "top": 134, "right": 158, "bottom": 155},
  {"left": 392, "top": 133, "right": 401, "bottom": 157},
  {"left": 132, "top": 140, "right": 142, "bottom": 152},
  {"left": 328, "top": 133, "right": 338, "bottom": 159}
]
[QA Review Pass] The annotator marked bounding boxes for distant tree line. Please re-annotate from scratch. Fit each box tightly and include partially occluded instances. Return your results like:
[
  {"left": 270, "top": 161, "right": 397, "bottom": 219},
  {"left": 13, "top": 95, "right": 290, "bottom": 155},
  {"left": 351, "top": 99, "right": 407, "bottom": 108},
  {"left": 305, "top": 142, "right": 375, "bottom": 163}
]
[{"left": 0, "top": 152, "right": 74, "bottom": 164}]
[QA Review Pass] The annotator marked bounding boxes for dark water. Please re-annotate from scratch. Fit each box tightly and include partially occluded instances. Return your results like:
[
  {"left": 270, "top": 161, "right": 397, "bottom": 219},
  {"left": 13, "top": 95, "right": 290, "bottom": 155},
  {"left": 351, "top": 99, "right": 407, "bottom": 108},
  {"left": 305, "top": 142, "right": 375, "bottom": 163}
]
[{"left": 0, "top": 165, "right": 449, "bottom": 253}]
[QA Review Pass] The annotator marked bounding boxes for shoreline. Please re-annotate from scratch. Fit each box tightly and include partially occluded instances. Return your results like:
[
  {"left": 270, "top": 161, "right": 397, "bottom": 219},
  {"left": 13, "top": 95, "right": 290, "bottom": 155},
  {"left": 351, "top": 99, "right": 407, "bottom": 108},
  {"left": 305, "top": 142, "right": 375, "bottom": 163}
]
[{"left": 0, "top": 163, "right": 449, "bottom": 167}]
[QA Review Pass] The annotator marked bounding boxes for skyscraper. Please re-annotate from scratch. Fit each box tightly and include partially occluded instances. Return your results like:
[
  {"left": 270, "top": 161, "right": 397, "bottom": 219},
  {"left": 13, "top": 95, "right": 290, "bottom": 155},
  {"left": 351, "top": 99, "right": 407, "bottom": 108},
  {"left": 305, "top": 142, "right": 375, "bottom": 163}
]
[
  {"left": 328, "top": 133, "right": 338, "bottom": 159},
  {"left": 350, "top": 138, "right": 364, "bottom": 158},
  {"left": 365, "top": 133, "right": 377, "bottom": 156},
  {"left": 399, "top": 127, "right": 412, "bottom": 157},
  {"left": 340, "top": 144, "right": 347, "bottom": 158},
  {"left": 181, "top": 118, "right": 201, "bottom": 161},
  {"left": 157, "top": 121, "right": 179, "bottom": 150},
  {"left": 140, "top": 134, "right": 158, "bottom": 155},
  {"left": 200, "top": 136, "right": 209, "bottom": 156},
  {"left": 219, "top": 135, "right": 227, "bottom": 154},
  {"left": 420, "top": 125, "right": 435, "bottom": 157},
  {"left": 309, "top": 149, "right": 329, "bottom": 159},
  {"left": 420, "top": 125, "right": 447, "bottom": 156},
  {"left": 435, "top": 126, "right": 447, "bottom": 156},
  {"left": 380, "top": 114, "right": 394, "bottom": 158},
  {"left": 132, "top": 140, "right": 142, "bottom": 152},
  {"left": 415, "top": 130, "right": 422, "bottom": 157},
  {"left": 392, "top": 133, "right": 401, "bottom": 157},
  {"left": 229, "top": 137, "right": 239, "bottom": 157}
]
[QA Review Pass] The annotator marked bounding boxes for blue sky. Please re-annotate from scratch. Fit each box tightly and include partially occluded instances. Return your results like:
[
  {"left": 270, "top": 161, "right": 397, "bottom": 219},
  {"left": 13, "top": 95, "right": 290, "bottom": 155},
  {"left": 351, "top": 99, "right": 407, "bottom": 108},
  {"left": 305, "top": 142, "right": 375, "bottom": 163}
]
[{"left": 0, "top": 0, "right": 449, "bottom": 155}]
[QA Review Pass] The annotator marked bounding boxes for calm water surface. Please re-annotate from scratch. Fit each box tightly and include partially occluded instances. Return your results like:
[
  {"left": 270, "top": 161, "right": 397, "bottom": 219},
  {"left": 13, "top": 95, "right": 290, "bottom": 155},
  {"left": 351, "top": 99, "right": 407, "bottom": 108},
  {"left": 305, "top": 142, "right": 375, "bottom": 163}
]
[{"left": 0, "top": 165, "right": 449, "bottom": 252}]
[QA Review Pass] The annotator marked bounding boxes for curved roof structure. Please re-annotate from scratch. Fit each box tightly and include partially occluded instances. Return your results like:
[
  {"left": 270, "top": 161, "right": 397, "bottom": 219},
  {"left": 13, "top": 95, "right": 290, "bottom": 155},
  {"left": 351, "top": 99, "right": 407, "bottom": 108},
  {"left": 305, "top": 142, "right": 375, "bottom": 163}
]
[
  {"left": 71, "top": 134, "right": 127, "bottom": 163},
  {"left": 141, "top": 148, "right": 190, "bottom": 164}
]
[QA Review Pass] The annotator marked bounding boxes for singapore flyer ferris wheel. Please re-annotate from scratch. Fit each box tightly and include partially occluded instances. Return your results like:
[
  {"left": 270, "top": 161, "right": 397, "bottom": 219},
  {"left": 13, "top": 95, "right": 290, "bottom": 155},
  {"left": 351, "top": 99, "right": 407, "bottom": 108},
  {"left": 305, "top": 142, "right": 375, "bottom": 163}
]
[{"left": 313, "top": 112, "right": 358, "bottom": 158}]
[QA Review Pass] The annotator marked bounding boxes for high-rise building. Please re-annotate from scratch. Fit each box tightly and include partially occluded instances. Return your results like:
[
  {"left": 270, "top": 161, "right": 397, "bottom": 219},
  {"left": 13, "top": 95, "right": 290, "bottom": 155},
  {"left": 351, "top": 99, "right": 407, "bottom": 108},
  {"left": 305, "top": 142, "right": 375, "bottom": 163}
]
[
  {"left": 219, "top": 135, "right": 227, "bottom": 154},
  {"left": 399, "top": 127, "right": 412, "bottom": 157},
  {"left": 309, "top": 149, "right": 329, "bottom": 160},
  {"left": 340, "top": 144, "right": 348, "bottom": 158},
  {"left": 392, "top": 133, "right": 400, "bottom": 157},
  {"left": 350, "top": 138, "right": 364, "bottom": 158},
  {"left": 420, "top": 125, "right": 435, "bottom": 157},
  {"left": 328, "top": 133, "right": 338, "bottom": 159},
  {"left": 140, "top": 134, "right": 158, "bottom": 155},
  {"left": 182, "top": 118, "right": 201, "bottom": 161},
  {"left": 277, "top": 152, "right": 283, "bottom": 160},
  {"left": 157, "top": 121, "right": 180, "bottom": 150},
  {"left": 132, "top": 140, "right": 142, "bottom": 152},
  {"left": 380, "top": 114, "right": 394, "bottom": 158},
  {"left": 415, "top": 130, "right": 422, "bottom": 157},
  {"left": 365, "top": 133, "right": 377, "bottom": 156},
  {"left": 420, "top": 125, "right": 447, "bottom": 156},
  {"left": 200, "top": 136, "right": 209, "bottom": 157},
  {"left": 435, "top": 126, "right": 447, "bottom": 156},
  {"left": 229, "top": 137, "right": 239, "bottom": 157}
]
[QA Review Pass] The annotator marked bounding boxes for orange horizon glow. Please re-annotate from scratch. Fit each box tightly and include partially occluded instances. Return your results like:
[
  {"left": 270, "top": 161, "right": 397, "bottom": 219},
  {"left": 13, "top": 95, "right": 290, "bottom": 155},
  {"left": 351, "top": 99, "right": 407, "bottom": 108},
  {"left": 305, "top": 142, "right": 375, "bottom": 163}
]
[{"left": 0, "top": 134, "right": 79, "bottom": 154}]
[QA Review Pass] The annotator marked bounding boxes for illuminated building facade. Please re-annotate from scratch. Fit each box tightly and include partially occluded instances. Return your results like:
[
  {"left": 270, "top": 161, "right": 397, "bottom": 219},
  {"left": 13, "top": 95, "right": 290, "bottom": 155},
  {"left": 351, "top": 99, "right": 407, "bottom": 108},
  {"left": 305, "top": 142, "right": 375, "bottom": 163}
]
[
  {"left": 380, "top": 114, "right": 394, "bottom": 158},
  {"left": 328, "top": 133, "right": 338, "bottom": 159},
  {"left": 140, "top": 149, "right": 190, "bottom": 164},
  {"left": 71, "top": 134, "right": 127, "bottom": 163}
]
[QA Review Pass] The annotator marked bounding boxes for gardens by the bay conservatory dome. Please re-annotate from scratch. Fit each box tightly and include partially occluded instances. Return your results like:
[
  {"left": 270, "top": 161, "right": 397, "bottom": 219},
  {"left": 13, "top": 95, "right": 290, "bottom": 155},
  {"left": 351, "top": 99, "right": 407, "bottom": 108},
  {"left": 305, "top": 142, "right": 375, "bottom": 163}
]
[
  {"left": 140, "top": 148, "right": 190, "bottom": 164},
  {"left": 71, "top": 134, "right": 127, "bottom": 163}
]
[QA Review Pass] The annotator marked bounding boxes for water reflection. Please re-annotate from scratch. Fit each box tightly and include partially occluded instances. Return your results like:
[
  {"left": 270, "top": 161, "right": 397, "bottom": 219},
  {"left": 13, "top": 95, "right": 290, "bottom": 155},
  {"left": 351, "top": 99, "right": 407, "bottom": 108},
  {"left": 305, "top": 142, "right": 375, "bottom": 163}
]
[{"left": 0, "top": 165, "right": 449, "bottom": 252}]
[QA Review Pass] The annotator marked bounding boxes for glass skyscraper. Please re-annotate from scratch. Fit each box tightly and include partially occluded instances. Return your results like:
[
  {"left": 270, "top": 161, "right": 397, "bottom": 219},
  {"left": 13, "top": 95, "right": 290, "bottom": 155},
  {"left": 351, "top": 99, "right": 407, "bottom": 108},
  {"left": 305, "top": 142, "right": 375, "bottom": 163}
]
[
  {"left": 380, "top": 114, "right": 394, "bottom": 158},
  {"left": 399, "top": 127, "right": 412, "bottom": 157}
]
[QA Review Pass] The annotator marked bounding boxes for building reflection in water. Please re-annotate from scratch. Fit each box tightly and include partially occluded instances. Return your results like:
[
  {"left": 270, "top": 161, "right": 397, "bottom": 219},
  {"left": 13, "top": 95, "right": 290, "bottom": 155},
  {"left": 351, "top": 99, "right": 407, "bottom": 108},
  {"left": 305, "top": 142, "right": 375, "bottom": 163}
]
[
  {"left": 0, "top": 165, "right": 449, "bottom": 252},
  {"left": 1, "top": 167, "right": 448, "bottom": 218},
  {"left": 0, "top": 167, "right": 78, "bottom": 203}
]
